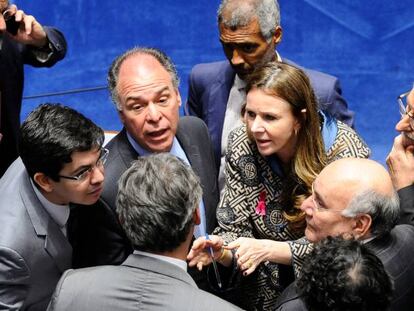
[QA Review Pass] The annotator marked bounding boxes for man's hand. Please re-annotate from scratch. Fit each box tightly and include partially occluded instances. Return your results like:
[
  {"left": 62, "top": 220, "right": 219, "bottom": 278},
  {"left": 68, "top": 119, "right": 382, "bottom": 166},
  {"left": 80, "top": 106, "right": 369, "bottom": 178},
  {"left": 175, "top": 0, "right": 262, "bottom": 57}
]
[
  {"left": 0, "top": 4, "right": 47, "bottom": 47},
  {"left": 187, "top": 235, "right": 225, "bottom": 271},
  {"left": 386, "top": 134, "right": 414, "bottom": 190}
]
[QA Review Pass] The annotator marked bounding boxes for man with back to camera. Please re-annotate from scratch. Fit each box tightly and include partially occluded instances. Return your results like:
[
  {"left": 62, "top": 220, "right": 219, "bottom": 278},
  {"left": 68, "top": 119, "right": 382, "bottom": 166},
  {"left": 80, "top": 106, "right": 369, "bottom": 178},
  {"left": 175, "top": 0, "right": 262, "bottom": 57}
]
[
  {"left": 0, "top": 103, "right": 105, "bottom": 310},
  {"left": 0, "top": 0, "right": 67, "bottom": 177},
  {"left": 47, "top": 154, "right": 242, "bottom": 311},
  {"left": 187, "top": 0, "right": 354, "bottom": 190},
  {"left": 69, "top": 47, "right": 218, "bottom": 291}
]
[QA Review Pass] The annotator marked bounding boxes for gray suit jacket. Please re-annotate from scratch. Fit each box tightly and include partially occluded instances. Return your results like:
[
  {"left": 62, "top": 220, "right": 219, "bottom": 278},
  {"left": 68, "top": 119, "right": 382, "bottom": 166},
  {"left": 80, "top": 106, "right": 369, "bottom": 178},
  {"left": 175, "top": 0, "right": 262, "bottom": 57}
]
[
  {"left": 47, "top": 253, "right": 242, "bottom": 311},
  {"left": 0, "top": 158, "right": 72, "bottom": 310}
]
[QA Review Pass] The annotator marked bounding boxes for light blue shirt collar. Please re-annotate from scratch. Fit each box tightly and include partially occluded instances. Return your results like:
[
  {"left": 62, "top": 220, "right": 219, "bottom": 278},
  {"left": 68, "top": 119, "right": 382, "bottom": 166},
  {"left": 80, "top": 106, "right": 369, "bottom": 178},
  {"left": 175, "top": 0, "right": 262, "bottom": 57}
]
[{"left": 320, "top": 110, "right": 338, "bottom": 152}]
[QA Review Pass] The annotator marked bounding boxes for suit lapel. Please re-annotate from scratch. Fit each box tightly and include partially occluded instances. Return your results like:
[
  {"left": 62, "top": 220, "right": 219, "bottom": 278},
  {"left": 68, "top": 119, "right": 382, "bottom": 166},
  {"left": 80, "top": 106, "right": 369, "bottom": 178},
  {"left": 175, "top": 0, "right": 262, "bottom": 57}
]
[
  {"left": 116, "top": 129, "right": 141, "bottom": 164},
  {"left": 175, "top": 123, "right": 206, "bottom": 214},
  {"left": 20, "top": 172, "right": 72, "bottom": 272}
]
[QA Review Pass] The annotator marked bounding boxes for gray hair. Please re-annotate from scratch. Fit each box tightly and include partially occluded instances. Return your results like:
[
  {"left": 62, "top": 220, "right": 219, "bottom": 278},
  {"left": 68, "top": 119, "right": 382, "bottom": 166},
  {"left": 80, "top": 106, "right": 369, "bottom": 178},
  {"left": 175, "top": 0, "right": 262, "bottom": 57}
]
[
  {"left": 107, "top": 47, "right": 180, "bottom": 111},
  {"left": 342, "top": 189, "right": 400, "bottom": 237},
  {"left": 116, "top": 153, "right": 202, "bottom": 253},
  {"left": 217, "top": 0, "right": 281, "bottom": 42}
]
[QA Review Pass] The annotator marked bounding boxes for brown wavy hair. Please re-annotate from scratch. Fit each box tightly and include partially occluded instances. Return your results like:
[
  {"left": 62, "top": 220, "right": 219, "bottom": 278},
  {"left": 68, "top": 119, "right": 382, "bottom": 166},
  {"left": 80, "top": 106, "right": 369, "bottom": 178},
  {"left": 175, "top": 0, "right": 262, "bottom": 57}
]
[{"left": 245, "top": 62, "right": 327, "bottom": 231}]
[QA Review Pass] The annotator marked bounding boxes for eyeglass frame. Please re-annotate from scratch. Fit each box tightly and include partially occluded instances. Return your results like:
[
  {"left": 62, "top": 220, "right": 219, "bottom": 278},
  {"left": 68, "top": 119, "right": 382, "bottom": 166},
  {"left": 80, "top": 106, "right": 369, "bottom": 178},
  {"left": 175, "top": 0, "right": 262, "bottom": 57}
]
[
  {"left": 398, "top": 91, "right": 414, "bottom": 129},
  {"left": 309, "top": 183, "right": 345, "bottom": 214},
  {"left": 58, "top": 148, "right": 109, "bottom": 181}
]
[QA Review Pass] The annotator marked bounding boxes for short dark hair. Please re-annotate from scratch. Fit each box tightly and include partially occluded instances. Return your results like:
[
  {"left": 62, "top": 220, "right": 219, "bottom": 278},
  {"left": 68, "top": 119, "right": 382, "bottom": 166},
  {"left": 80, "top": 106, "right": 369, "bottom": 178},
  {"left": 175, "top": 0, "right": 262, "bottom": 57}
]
[
  {"left": 18, "top": 103, "right": 104, "bottom": 181},
  {"left": 116, "top": 153, "right": 202, "bottom": 253},
  {"left": 107, "top": 47, "right": 179, "bottom": 110},
  {"left": 297, "top": 236, "right": 393, "bottom": 311}
]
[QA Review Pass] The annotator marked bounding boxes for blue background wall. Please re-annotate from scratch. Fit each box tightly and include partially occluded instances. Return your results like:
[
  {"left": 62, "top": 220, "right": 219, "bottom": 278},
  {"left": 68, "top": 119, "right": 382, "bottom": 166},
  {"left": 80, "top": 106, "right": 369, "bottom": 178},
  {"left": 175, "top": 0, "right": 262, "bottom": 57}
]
[{"left": 18, "top": 0, "right": 414, "bottom": 163}]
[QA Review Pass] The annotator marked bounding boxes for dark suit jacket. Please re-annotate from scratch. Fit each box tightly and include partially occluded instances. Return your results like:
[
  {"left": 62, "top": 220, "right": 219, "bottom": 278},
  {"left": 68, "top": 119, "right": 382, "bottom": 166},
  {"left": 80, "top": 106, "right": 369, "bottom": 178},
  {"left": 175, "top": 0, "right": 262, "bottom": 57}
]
[
  {"left": 0, "top": 28, "right": 67, "bottom": 177},
  {"left": 186, "top": 60, "right": 354, "bottom": 167},
  {"left": 47, "top": 253, "right": 242, "bottom": 311},
  {"left": 397, "top": 184, "right": 414, "bottom": 225},
  {"left": 274, "top": 225, "right": 414, "bottom": 311},
  {"left": 0, "top": 158, "right": 72, "bottom": 310},
  {"left": 69, "top": 116, "right": 219, "bottom": 289}
]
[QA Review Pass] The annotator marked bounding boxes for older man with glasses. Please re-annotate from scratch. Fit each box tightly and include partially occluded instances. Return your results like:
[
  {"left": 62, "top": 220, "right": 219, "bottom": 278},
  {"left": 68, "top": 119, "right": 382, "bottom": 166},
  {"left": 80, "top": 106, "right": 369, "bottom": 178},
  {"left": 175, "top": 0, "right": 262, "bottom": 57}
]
[
  {"left": 0, "top": 103, "right": 105, "bottom": 310},
  {"left": 189, "top": 158, "right": 414, "bottom": 310}
]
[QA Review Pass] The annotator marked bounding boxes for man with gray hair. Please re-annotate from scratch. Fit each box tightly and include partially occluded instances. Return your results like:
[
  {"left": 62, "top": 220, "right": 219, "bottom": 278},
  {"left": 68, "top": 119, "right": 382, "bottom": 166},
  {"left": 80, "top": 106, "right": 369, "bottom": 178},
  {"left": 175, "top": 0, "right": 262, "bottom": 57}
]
[
  {"left": 48, "top": 154, "right": 241, "bottom": 311},
  {"left": 187, "top": 0, "right": 354, "bottom": 189},
  {"left": 69, "top": 47, "right": 218, "bottom": 292},
  {"left": 271, "top": 158, "right": 414, "bottom": 310}
]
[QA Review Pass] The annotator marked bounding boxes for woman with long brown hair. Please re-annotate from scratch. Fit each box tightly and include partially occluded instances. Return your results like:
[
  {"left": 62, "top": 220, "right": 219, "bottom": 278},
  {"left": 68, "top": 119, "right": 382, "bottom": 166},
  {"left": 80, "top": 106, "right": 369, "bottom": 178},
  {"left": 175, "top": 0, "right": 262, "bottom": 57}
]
[{"left": 188, "top": 62, "right": 370, "bottom": 310}]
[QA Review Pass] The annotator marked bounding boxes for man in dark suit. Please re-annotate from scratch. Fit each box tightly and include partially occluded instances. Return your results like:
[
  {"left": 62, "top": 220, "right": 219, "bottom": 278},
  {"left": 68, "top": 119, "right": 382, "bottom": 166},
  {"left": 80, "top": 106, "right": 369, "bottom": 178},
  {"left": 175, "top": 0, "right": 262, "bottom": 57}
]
[
  {"left": 0, "top": 104, "right": 105, "bottom": 310},
  {"left": 186, "top": 0, "right": 353, "bottom": 185},
  {"left": 0, "top": 1, "right": 67, "bottom": 177},
  {"left": 48, "top": 154, "right": 240, "bottom": 311},
  {"left": 274, "top": 158, "right": 414, "bottom": 311},
  {"left": 70, "top": 47, "right": 219, "bottom": 290}
]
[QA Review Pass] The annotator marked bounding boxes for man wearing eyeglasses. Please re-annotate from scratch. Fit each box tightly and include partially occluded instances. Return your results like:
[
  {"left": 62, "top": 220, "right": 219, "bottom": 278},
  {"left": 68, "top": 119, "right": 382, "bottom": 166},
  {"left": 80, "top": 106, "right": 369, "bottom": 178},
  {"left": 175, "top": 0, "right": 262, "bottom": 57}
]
[
  {"left": 0, "top": 103, "right": 105, "bottom": 310},
  {"left": 387, "top": 86, "right": 414, "bottom": 227},
  {"left": 190, "top": 158, "right": 414, "bottom": 310}
]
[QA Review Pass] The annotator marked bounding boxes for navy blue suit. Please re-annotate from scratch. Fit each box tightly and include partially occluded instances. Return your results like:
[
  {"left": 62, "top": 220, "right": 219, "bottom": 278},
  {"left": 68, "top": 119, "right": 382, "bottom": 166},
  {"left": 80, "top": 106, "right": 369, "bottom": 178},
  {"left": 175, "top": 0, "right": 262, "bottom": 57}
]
[
  {"left": 186, "top": 60, "right": 354, "bottom": 167},
  {"left": 0, "top": 28, "right": 67, "bottom": 177}
]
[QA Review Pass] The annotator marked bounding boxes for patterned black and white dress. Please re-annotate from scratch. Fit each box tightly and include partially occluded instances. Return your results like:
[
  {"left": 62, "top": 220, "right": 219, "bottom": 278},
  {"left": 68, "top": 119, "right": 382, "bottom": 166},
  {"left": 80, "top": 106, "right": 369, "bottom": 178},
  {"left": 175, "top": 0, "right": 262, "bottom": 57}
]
[{"left": 214, "top": 120, "right": 370, "bottom": 311}]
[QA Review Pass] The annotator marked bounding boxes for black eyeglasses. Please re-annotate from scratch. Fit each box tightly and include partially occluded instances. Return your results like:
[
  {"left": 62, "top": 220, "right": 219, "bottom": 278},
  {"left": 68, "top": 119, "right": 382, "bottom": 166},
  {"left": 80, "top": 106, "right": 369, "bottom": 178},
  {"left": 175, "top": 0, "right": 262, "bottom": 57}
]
[
  {"left": 58, "top": 148, "right": 109, "bottom": 182},
  {"left": 398, "top": 91, "right": 414, "bottom": 129}
]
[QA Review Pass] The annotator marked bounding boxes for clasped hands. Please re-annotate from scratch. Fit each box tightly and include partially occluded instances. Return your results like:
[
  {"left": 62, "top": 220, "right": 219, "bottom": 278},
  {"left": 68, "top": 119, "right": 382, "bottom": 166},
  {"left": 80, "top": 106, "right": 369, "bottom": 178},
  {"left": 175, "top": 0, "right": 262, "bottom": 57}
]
[{"left": 187, "top": 235, "right": 271, "bottom": 276}]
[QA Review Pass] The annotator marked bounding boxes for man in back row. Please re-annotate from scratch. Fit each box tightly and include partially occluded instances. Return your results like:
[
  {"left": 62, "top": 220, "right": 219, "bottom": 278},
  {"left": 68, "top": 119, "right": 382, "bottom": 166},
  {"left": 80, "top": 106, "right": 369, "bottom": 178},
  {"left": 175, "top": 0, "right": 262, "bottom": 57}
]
[
  {"left": 48, "top": 154, "right": 241, "bottom": 311},
  {"left": 187, "top": 0, "right": 354, "bottom": 189}
]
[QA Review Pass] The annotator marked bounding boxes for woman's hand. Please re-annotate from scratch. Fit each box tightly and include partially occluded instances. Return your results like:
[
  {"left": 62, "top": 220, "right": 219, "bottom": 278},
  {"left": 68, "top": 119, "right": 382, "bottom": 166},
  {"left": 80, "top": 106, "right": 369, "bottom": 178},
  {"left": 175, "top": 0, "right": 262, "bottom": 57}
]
[
  {"left": 226, "top": 237, "right": 272, "bottom": 276},
  {"left": 187, "top": 235, "right": 225, "bottom": 271},
  {"left": 227, "top": 237, "right": 292, "bottom": 276}
]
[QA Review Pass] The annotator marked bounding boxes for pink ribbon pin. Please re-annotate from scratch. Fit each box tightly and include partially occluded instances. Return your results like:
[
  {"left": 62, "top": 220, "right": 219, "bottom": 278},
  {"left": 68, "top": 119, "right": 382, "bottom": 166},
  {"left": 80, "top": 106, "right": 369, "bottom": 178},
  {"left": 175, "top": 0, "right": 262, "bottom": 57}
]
[{"left": 255, "top": 190, "right": 266, "bottom": 216}]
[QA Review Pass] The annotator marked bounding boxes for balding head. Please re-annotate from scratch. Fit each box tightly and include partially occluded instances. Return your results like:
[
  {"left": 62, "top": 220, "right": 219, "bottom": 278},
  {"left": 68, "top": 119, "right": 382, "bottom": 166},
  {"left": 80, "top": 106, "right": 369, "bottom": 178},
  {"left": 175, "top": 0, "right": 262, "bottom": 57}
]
[
  {"left": 302, "top": 158, "right": 399, "bottom": 242},
  {"left": 319, "top": 158, "right": 394, "bottom": 199},
  {"left": 108, "top": 47, "right": 179, "bottom": 110}
]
